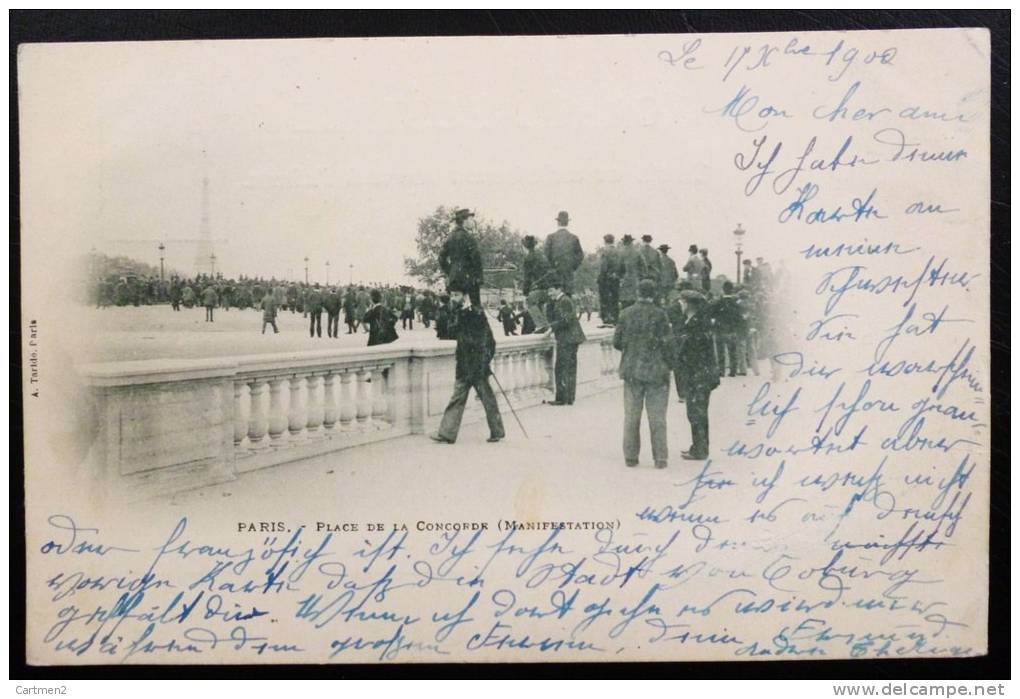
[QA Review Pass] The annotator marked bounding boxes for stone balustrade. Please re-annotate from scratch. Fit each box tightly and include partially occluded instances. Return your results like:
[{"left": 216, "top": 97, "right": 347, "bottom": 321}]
[{"left": 78, "top": 329, "right": 620, "bottom": 499}]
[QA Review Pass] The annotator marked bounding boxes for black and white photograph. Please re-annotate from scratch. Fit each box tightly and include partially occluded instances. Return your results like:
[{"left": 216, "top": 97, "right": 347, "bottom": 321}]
[{"left": 14, "top": 13, "right": 1003, "bottom": 677}]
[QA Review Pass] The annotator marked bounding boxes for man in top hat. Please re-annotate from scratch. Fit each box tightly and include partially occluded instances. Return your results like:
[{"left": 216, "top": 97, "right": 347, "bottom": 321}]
[
  {"left": 439, "top": 208, "right": 484, "bottom": 307},
  {"left": 597, "top": 234, "right": 621, "bottom": 327},
  {"left": 638, "top": 234, "right": 662, "bottom": 289},
  {"left": 614, "top": 278, "right": 674, "bottom": 468},
  {"left": 617, "top": 233, "right": 644, "bottom": 311},
  {"left": 683, "top": 244, "right": 705, "bottom": 284},
  {"left": 545, "top": 278, "right": 586, "bottom": 406},
  {"left": 657, "top": 243, "right": 679, "bottom": 304},
  {"left": 544, "top": 211, "right": 584, "bottom": 295},
  {"left": 672, "top": 289, "right": 720, "bottom": 460},
  {"left": 430, "top": 288, "right": 505, "bottom": 444}
]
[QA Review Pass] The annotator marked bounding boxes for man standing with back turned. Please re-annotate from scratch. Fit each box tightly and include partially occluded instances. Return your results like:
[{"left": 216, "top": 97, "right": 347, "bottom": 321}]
[
  {"left": 614, "top": 279, "right": 674, "bottom": 469},
  {"left": 544, "top": 211, "right": 584, "bottom": 295}
]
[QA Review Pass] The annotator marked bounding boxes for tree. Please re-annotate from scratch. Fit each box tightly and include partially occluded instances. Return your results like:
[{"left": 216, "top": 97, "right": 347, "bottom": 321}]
[{"left": 404, "top": 206, "right": 529, "bottom": 289}]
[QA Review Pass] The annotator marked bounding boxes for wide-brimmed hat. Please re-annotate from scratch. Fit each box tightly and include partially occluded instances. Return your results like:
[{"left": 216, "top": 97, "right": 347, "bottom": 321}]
[
  {"left": 453, "top": 208, "right": 475, "bottom": 222},
  {"left": 621, "top": 234, "right": 634, "bottom": 243},
  {"left": 658, "top": 244, "right": 670, "bottom": 252}
]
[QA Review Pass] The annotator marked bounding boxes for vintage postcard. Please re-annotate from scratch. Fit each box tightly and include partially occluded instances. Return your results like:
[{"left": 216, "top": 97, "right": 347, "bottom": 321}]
[{"left": 19, "top": 28, "right": 990, "bottom": 664}]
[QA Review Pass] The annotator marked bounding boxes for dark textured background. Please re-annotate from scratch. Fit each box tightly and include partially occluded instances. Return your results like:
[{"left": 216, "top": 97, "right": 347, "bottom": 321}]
[{"left": 10, "top": 10, "right": 1009, "bottom": 681}]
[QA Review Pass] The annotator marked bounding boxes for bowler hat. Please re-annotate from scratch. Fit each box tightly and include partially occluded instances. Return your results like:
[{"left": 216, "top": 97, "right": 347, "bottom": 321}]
[
  {"left": 658, "top": 244, "right": 670, "bottom": 252},
  {"left": 556, "top": 211, "right": 570, "bottom": 225},
  {"left": 453, "top": 208, "right": 474, "bottom": 222},
  {"left": 621, "top": 234, "right": 634, "bottom": 243},
  {"left": 641, "top": 234, "right": 653, "bottom": 242},
  {"left": 603, "top": 234, "right": 615, "bottom": 243}
]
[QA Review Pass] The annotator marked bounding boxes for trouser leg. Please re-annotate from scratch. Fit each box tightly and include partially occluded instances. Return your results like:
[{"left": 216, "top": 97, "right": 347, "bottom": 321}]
[
  {"left": 437, "top": 379, "right": 472, "bottom": 442},
  {"left": 563, "top": 344, "right": 578, "bottom": 403},
  {"left": 686, "top": 387, "right": 711, "bottom": 457},
  {"left": 622, "top": 381, "right": 643, "bottom": 463},
  {"left": 725, "top": 334, "right": 738, "bottom": 375},
  {"left": 474, "top": 378, "right": 505, "bottom": 439},
  {"left": 646, "top": 380, "right": 669, "bottom": 464}
]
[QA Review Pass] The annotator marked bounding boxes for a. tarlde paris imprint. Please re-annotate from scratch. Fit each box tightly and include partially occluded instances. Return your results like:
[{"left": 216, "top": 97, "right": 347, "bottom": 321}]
[{"left": 19, "top": 28, "right": 990, "bottom": 664}]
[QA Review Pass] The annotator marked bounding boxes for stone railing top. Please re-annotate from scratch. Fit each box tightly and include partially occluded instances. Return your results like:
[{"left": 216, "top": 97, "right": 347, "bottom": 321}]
[{"left": 78, "top": 328, "right": 616, "bottom": 387}]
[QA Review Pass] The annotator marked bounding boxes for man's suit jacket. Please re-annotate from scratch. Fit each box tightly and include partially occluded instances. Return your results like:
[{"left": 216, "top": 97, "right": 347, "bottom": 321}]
[
  {"left": 548, "top": 294, "right": 586, "bottom": 346},
  {"left": 672, "top": 308, "right": 720, "bottom": 393},
  {"left": 439, "top": 226, "right": 483, "bottom": 292},
  {"left": 544, "top": 228, "right": 584, "bottom": 288},
  {"left": 612, "top": 299, "right": 674, "bottom": 384}
]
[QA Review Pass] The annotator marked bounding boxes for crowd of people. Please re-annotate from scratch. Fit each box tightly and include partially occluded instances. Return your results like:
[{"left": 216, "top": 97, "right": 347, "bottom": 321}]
[
  {"left": 87, "top": 207, "right": 783, "bottom": 467},
  {"left": 429, "top": 208, "right": 784, "bottom": 468}
]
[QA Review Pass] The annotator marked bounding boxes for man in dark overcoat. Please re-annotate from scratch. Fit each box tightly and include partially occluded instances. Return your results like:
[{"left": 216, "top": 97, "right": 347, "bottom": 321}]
[
  {"left": 657, "top": 244, "right": 679, "bottom": 304},
  {"left": 306, "top": 283, "right": 324, "bottom": 338},
  {"left": 430, "top": 289, "right": 505, "bottom": 444},
  {"left": 545, "top": 280, "right": 586, "bottom": 406},
  {"left": 672, "top": 290, "right": 720, "bottom": 460},
  {"left": 438, "top": 208, "right": 483, "bottom": 307},
  {"left": 617, "top": 234, "right": 645, "bottom": 311},
  {"left": 544, "top": 211, "right": 584, "bottom": 295},
  {"left": 597, "top": 234, "right": 621, "bottom": 327}
]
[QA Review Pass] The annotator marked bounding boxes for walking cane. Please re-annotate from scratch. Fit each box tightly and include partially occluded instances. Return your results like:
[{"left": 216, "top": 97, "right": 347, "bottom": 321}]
[{"left": 489, "top": 370, "right": 529, "bottom": 439}]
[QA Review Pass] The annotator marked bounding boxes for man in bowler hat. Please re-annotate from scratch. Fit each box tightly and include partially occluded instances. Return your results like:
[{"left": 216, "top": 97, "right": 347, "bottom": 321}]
[
  {"left": 544, "top": 211, "right": 584, "bottom": 295},
  {"left": 439, "top": 208, "right": 484, "bottom": 307},
  {"left": 545, "top": 279, "right": 586, "bottom": 405},
  {"left": 673, "top": 289, "right": 720, "bottom": 460},
  {"left": 430, "top": 288, "right": 506, "bottom": 444}
]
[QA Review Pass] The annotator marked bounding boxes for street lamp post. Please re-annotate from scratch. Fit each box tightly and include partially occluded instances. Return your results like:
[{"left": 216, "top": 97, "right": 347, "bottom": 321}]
[
  {"left": 304, "top": 256, "right": 310, "bottom": 284},
  {"left": 733, "top": 223, "right": 746, "bottom": 285},
  {"left": 157, "top": 242, "right": 166, "bottom": 282},
  {"left": 210, "top": 252, "right": 217, "bottom": 278},
  {"left": 325, "top": 260, "right": 330, "bottom": 285}
]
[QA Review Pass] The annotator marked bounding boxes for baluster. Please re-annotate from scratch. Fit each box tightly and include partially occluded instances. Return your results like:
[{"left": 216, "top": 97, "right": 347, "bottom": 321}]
[
  {"left": 339, "top": 371, "right": 355, "bottom": 430},
  {"left": 267, "top": 378, "right": 287, "bottom": 445},
  {"left": 371, "top": 367, "right": 389, "bottom": 427},
  {"left": 306, "top": 374, "right": 324, "bottom": 436},
  {"left": 502, "top": 353, "right": 516, "bottom": 395},
  {"left": 534, "top": 350, "right": 550, "bottom": 398},
  {"left": 246, "top": 378, "right": 268, "bottom": 448},
  {"left": 322, "top": 372, "right": 338, "bottom": 432},
  {"left": 233, "top": 382, "right": 247, "bottom": 448},
  {"left": 513, "top": 351, "right": 528, "bottom": 399},
  {"left": 288, "top": 374, "right": 305, "bottom": 440},
  {"left": 355, "top": 369, "right": 372, "bottom": 429},
  {"left": 526, "top": 351, "right": 541, "bottom": 399},
  {"left": 545, "top": 348, "right": 556, "bottom": 395}
]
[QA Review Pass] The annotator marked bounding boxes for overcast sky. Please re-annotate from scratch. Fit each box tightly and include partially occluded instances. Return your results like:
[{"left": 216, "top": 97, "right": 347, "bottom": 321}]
[{"left": 20, "top": 32, "right": 943, "bottom": 284}]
